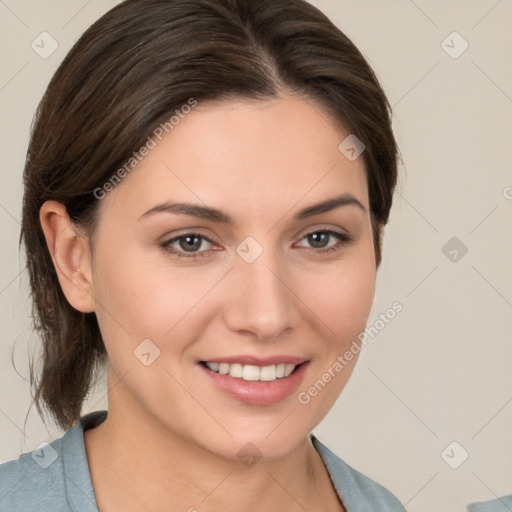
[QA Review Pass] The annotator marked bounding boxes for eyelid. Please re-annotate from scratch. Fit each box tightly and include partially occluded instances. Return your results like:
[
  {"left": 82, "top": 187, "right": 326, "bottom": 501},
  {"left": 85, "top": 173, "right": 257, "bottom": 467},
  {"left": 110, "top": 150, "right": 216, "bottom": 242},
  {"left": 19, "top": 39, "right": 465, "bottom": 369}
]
[
  {"left": 161, "top": 231, "right": 216, "bottom": 249},
  {"left": 294, "top": 228, "right": 353, "bottom": 248},
  {"left": 160, "top": 231, "right": 222, "bottom": 260},
  {"left": 296, "top": 222, "right": 351, "bottom": 238}
]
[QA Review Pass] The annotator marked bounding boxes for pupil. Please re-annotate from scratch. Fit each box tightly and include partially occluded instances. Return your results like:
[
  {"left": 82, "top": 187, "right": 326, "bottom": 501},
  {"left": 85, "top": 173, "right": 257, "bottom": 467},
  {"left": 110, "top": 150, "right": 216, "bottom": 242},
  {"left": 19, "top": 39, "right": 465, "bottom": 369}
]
[
  {"left": 180, "top": 235, "right": 201, "bottom": 251},
  {"left": 309, "top": 232, "right": 328, "bottom": 248}
]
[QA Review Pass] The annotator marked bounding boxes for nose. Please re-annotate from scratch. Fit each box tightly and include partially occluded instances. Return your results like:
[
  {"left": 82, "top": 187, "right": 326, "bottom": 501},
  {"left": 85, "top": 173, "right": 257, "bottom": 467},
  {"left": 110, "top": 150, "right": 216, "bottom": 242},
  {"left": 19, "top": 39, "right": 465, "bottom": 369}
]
[{"left": 222, "top": 248, "right": 298, "bottom": 341}]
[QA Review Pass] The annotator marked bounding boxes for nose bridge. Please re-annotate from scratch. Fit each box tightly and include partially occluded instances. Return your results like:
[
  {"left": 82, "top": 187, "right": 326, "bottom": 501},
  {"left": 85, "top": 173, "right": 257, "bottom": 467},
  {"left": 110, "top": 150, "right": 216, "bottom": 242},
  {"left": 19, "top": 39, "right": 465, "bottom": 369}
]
[{"left": 224, "top": 237, "right": 296, "bottom": 340}]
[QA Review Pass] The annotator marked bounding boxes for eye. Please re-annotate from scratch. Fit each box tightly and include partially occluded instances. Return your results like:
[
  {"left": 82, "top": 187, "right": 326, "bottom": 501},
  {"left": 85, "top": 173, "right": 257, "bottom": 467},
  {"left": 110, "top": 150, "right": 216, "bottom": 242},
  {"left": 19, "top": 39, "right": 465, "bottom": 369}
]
[
  {"left": 161, "top": 229, "right": 353, "bottom": 260},
  {"left": 295, "top": 229, "right": 353, "bottom": 254},
  {"left": 161, "top": 233, "right": 215, "bottom": 259}
]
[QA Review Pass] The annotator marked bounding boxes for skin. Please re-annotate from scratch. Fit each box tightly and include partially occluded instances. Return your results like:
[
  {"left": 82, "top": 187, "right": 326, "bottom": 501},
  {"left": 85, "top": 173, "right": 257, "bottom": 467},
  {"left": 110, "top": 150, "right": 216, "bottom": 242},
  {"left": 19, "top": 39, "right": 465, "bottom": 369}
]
[{"left": 40, "top": 94, "right": 378, "bottom": 511}]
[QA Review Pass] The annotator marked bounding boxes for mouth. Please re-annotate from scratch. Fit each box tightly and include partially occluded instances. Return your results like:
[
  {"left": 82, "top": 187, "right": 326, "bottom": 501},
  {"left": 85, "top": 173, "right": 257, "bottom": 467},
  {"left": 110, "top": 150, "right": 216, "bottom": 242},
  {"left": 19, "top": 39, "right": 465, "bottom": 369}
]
[
  {"left": 197, "top": 358, "right": 310, "bottom": 405},
  {"left": 200, "top": 361, "right": 301, "bottom": 382}
]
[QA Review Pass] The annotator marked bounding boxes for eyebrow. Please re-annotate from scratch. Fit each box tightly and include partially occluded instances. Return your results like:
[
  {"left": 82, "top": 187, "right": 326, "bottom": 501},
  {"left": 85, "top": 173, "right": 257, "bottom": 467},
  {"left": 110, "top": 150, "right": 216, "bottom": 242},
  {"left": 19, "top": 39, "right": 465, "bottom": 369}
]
[{"left": 139, "top": 192, "right": 366, "bottom": 225}]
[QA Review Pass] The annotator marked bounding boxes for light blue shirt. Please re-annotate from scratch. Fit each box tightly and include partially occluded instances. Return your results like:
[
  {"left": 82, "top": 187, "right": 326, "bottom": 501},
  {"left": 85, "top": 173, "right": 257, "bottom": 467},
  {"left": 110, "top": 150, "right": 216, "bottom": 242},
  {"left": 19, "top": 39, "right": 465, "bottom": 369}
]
[
  {"left": 0, "top": 410, "right": 405, "bottom": 511},
  {"left": 467, "top": 496, "right": 512, "bottom": 512}
]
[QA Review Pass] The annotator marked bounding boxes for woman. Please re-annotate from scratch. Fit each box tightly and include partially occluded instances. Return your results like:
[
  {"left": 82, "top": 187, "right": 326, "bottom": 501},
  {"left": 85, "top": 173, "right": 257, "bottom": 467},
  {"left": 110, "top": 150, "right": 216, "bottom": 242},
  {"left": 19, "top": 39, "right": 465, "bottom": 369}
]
[{"left": 0, "top": 0, "right": 404, "bottom": 510}]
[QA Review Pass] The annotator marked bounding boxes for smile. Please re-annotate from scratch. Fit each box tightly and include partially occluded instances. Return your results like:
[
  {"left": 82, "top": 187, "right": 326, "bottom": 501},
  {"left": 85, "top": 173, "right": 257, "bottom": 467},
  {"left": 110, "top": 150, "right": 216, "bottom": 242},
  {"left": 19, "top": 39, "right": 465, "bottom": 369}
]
[
  {"left": 198, "top": 359, "right": 310, "bottom": 405},
  {"left": 202, "top": 362, "right": 297, "bottom": 381}
]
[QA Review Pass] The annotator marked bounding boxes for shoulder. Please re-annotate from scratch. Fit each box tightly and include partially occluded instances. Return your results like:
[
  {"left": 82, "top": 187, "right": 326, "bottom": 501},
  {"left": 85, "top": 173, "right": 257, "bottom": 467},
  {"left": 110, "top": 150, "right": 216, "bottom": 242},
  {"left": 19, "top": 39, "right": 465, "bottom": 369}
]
[
  {"left": 0, "top": 410, "right": 106, "bottom": 512},
  {"left": 0, "top": 435, "right": 69, "bottom": 511},
  {"left": 467, "top": 495, "right": 512, "bottom": 512},
  {"left": 311, "top": 434, "right": 406, "bottom": 511}
]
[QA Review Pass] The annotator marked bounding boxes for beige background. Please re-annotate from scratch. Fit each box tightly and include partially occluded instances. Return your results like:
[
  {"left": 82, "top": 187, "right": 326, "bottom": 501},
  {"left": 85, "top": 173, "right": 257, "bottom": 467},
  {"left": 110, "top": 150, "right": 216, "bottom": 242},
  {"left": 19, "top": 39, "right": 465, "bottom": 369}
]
[{"left": 1, "top": 1, "right": 511, "bottom": 511}]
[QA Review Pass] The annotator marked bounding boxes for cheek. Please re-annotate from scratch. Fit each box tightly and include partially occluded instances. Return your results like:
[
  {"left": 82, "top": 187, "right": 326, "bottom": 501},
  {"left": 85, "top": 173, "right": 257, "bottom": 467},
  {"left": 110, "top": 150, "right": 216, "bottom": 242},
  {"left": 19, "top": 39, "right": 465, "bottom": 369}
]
[
  {"left": 294, "top": 250, "right": 375, "bottom": 420},
  {"left": 303, "top": 249, "right": 376, "bottom": 344},
  {"left": 91, "top": 243, "right": 225, "bottom": 355}
]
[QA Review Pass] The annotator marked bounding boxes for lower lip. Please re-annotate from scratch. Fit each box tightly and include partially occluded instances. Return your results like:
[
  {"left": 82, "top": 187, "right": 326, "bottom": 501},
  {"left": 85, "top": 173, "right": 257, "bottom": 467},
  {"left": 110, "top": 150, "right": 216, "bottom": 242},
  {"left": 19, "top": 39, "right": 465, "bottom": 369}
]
[{"left": 198, "top": 362, "right": 310, "bottom": 405}]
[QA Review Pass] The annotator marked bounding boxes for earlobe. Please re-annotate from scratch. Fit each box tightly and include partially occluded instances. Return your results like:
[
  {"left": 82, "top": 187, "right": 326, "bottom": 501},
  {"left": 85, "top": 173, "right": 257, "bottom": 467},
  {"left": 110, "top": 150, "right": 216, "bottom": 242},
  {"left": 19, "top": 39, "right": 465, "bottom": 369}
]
[{"left": 39, "top": 200, "right": 96, "bottom": 313}]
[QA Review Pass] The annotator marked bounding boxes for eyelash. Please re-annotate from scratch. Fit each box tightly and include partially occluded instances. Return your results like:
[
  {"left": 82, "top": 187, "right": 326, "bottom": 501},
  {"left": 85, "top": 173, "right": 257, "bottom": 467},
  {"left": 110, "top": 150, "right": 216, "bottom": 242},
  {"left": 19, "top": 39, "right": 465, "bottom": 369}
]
[{"left": 160, "top": 229, "right": 353, "bottom": 260}]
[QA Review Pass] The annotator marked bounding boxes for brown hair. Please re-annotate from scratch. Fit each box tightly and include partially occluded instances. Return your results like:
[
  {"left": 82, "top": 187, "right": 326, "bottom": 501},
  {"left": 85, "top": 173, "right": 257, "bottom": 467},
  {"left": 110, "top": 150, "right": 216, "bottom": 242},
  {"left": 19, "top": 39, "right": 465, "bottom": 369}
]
[{"left": 21, "top": 0, "right": 399, "bottom": 430}]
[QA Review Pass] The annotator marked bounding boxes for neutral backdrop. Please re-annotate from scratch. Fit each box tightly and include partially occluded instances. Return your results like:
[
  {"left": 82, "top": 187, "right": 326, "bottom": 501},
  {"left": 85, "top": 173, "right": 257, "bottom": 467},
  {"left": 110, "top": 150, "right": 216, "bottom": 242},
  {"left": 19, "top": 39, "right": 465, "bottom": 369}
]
[{"left": 1, "top": 1, "right": 511, "bottom": 511}]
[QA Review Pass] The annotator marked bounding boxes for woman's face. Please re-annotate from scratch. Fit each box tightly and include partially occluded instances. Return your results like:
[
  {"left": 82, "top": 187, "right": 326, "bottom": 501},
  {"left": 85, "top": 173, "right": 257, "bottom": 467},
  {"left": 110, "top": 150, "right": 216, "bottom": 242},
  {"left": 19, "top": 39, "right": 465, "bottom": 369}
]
[{"left": 89, "top": 95, "right": 376, "bottom": 460}]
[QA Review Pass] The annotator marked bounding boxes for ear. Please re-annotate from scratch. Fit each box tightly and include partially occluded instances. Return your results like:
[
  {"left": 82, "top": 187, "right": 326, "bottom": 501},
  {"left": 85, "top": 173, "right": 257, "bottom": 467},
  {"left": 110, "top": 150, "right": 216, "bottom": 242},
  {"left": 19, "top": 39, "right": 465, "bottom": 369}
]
[{"left": 39, "top": 200, "right": 96, "bottom": 313}]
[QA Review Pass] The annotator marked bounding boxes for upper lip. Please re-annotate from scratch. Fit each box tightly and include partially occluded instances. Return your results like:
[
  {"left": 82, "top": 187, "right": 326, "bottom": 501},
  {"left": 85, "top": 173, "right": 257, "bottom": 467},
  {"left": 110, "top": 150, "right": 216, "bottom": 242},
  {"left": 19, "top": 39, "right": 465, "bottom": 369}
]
[{"left": 200, "top": 355, "right": 309, "bottom": 366}]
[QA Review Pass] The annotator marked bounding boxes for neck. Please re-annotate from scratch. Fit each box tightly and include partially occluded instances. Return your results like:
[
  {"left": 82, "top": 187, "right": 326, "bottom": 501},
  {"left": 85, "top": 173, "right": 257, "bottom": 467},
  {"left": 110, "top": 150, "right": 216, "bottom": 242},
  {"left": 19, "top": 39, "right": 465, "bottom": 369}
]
[{"left": 84, "top": 371, "right": 344, "bottom": 512}]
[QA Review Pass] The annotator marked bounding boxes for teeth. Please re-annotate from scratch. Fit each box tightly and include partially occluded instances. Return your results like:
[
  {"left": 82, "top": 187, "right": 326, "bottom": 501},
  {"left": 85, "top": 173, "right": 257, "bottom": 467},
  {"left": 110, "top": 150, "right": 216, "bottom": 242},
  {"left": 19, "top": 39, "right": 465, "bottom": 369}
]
[
  {"left": 242, "top": 365, "right": 260, "bottom": 381},
  {"left": 208, "top": 362, "right": 220, "bottom": 372},
  {"left": 204, "top": 362, "right": 298, "bottom": 381},
  {"left": 229, "top": 363, "right": 243, "bottom": 378},
  {"left": 284, "top": 363, "right": 295, "bottom": 377},
  {"left": 259, "top": 365, "right": 275, "bottom": 381}
]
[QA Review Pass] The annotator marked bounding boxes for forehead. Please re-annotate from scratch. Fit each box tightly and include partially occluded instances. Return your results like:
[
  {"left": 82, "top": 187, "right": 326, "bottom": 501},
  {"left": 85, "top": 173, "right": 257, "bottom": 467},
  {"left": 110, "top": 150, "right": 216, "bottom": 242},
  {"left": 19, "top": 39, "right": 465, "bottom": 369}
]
[{"left": 100, "top": 95, "right": 369, "bottom": 224}]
